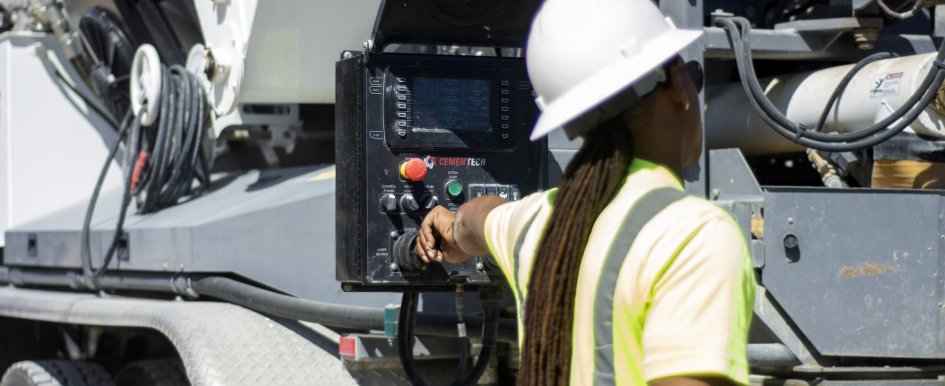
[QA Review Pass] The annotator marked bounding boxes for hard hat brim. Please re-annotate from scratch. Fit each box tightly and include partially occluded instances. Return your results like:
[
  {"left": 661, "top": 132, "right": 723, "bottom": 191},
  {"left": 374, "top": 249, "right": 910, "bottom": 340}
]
[{"left": 529, "top": 28, "right": 703, "bottom": 141}]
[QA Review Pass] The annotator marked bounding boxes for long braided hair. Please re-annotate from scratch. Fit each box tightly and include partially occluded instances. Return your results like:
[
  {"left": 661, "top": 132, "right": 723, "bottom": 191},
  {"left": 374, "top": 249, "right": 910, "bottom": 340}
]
[{"left": 517, "top": 92, "right": 658, "bottom": 385}]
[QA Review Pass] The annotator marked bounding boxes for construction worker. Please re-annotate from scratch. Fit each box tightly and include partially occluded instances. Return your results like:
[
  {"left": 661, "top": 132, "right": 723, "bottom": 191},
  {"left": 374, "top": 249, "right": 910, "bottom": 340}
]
[{"left": 416, "top": 0, "right": 755, "bottom": 385}]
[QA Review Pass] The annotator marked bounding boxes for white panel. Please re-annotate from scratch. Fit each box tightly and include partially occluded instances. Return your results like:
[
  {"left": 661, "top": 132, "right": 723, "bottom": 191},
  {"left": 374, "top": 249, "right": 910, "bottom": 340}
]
[
  {"left": 0, "top": 33, "right": 122, "bottom": 246},
  {"left": 192, "top": 0, "right": 382, "bottom": 109}
]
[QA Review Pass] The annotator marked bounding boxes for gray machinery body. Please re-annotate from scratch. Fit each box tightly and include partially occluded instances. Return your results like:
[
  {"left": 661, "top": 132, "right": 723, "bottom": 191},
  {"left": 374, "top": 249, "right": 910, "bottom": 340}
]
[{"left": 2, "top": 0, "right": 945, "bottom": 384}]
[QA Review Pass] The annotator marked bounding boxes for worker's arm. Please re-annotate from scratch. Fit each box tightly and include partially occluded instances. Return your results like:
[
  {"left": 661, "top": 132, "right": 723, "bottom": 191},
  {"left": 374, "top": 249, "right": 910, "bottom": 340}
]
[
  {"left": 650, "top": 376, "right": 738, "bottom": 386},
  {"left": 416, "top": 195, "right": 507, "bottom": 264}
]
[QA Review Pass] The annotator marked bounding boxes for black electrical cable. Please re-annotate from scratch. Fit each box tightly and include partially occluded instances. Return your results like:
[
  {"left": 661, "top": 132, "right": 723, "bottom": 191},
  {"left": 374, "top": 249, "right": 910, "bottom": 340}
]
[
  {"left": 398, "top": 292, "right": 427, "bottom": 386},
  {"left": 398, "top": 289, "right": 501, "bottom": 386},
  {"left": 452, "top": 287, "right": 469, "bottom": 384},
  {"left": 715, "top": 16, "right": 945, "bottom": 152},
  {"left": 725, "top": 16, "right": 934, "bottom": 144},
  {"left": 814, "top": 52, "right": 897, "bottom": 132},
  {"left": 80, "top": 59, "right": 210, "bottom": 287},
  {"left": 459, "top": 286, "right": 503, "bottom": 386},
  {"left": 723, "top": 16, "right": 944, "bottom": 147},
  {"left": 80, "top": 109, "right": 135, "bottom": 288}
]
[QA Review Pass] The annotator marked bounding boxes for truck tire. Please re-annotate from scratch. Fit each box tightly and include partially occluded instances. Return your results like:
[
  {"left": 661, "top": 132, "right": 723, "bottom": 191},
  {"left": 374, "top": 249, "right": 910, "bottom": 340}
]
[
  {"left": 0, "top": 360, "right": 114, "bottom": 386},
  {"left": 114, "top": 359, "right": 187, "bottom": 386}
]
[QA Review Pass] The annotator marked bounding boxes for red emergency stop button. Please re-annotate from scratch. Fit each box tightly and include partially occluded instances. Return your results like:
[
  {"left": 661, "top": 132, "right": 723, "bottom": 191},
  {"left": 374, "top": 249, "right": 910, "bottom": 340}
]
[{"left": 400, "top": 158, "right": 427, "bottom": 181}]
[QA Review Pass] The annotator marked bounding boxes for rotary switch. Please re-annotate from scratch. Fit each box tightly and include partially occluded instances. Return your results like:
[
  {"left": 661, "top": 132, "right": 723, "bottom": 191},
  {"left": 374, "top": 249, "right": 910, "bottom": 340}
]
[
  {"left": 420, "top": 194, "right": 438, "bottom": 210},
  {"left": 400, "top": 193, "right": 420, "bottom": 212},
  {"left": 379, "top": 193, "right": 398, "bottom": 213}
]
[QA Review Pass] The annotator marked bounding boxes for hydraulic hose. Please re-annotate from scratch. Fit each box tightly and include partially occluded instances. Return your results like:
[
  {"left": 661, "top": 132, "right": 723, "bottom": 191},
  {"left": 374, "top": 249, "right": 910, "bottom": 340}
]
[
  {"left": 190, "top": 276, "right": 518, "bottom": 342},
  {"left": 398, "top": 292, "right": 427, "bottom": 386},
  {"left": 460, "top": 286, "right": 503, "bottom": 386},
  {"left": 0, "top": 269, "right": 518, "bottom": 342},
  {"left": 396, "top": 286, "right": 505, "bottom": 386},
  {"left": 715, "top": 17, "right": 945, "bottom": 152},
  {"left": 194, "top": 276, "right": 387, "bottom": 330},
  {"left": 451, "top": 287, "right": 469, "bottom": 385}
]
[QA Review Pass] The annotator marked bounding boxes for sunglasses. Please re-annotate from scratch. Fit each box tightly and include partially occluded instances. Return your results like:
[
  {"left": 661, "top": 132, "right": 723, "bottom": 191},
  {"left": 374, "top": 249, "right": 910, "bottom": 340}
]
[{"left": 673, "top": 60, "right": 704, "bottom": 94}]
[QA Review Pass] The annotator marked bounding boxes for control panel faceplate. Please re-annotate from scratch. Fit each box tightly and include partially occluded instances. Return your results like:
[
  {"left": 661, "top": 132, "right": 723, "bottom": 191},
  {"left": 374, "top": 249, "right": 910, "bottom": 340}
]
[{"left": 336, "top": 53, "right": 545, "bottom": 291}]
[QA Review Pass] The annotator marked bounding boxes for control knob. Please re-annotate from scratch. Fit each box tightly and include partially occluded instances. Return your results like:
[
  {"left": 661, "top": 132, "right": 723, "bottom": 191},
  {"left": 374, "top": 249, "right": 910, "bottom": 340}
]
[
  {"left": 400, "top": 193, "right": 420, "bottom": 212},
  {"left": 379, "top": 193, "right": 398, "bottom": 213},
  {"left": 421, "top": 194, "right": 439, "bottom": 210}
]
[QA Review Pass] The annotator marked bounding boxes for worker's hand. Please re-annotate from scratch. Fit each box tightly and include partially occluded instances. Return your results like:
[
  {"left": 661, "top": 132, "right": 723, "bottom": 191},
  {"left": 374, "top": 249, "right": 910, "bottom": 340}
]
[{"left": 416, "top": 206, "right": 473, "bottom": 265}]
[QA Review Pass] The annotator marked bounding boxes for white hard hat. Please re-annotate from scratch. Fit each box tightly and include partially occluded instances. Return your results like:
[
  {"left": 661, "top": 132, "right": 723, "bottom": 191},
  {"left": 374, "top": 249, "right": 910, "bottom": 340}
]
[{"left": 526, "top": 0, "right": 703, "bottom": 140}]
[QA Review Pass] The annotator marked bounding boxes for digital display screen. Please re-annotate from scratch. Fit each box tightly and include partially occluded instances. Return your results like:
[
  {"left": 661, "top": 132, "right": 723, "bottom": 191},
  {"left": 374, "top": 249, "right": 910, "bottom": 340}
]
[{"left": 411, "top": 78, "right": 491, "bottom": 132}]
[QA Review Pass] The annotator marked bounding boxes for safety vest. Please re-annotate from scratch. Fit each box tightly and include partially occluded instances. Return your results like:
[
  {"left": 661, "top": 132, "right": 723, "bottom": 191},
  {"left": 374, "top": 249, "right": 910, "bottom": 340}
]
[{"left": 484, "top": 158, "right": 755, "bottom": 385}]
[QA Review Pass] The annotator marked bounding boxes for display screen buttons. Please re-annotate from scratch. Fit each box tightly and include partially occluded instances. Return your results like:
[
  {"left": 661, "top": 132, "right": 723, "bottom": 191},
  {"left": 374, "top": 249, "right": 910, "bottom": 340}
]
[
  {"left": 497, "top": 186, "right": 510, "bottom": 200},
  {"left": 467, "top": 184, "right": 520, "bottom": 201}
]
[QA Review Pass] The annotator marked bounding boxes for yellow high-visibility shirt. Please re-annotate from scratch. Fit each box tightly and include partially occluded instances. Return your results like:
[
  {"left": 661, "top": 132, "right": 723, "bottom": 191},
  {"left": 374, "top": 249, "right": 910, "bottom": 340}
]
[{"left": 484, "top": 158, "right": 755, "bottom": 385}]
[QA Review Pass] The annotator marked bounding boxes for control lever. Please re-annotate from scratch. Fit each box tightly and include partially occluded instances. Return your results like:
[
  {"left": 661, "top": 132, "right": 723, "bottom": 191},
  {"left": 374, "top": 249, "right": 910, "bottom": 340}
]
[{"left": 392, "top": 231, "right": 425, "bottom": 272}]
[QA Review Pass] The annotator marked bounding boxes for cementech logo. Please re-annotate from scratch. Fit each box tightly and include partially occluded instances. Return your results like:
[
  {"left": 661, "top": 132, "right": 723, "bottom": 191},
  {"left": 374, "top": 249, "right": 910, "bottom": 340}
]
[{"left": 421, "top": 156, "right": 487, "bottom": 167}]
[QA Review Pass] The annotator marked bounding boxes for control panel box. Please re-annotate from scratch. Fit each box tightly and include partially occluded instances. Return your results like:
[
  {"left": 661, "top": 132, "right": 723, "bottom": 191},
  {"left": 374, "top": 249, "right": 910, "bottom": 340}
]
[{"left": 336, "top": 53, "right": 546, "bottom": 291}]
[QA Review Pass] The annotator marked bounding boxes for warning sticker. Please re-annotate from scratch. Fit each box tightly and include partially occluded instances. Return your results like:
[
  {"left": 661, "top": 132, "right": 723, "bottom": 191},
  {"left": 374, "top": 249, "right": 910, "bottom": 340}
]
[{"left": 869, "top": 72, "right": 903, "bottom": 98}]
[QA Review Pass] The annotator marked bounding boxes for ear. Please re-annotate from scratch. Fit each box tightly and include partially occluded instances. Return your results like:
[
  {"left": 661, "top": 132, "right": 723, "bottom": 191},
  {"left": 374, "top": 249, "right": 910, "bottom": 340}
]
[{"left": 667, "top": 66, "right": 689, "bottom": 110}]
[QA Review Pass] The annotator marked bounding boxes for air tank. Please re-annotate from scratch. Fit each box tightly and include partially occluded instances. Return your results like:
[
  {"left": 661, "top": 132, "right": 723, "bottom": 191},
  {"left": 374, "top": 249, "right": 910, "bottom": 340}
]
[{"left": 705, "top": 53, "right": 945, "bottom": 155}]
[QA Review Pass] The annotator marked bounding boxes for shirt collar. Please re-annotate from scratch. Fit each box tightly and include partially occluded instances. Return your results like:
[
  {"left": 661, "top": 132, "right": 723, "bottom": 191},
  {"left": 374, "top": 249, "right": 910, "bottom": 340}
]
[
  {"left": 546, "top": 157, "right": 682, "bottom": 206},
  {"left": 626, "top": 158, "right": 683, "bottom": 189}
]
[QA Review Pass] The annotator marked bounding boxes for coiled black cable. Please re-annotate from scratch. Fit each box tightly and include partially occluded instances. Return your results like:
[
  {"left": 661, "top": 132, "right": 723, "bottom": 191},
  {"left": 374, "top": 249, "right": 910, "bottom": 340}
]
[
  {"left": 715, "top": 16, "right": 945, "bottom": 152},
  {"left": 128, "top": 64, "right": 210, "bottom": 214},
  {"left": 80, "top": 61, "right": 210, "bottom": 288}
]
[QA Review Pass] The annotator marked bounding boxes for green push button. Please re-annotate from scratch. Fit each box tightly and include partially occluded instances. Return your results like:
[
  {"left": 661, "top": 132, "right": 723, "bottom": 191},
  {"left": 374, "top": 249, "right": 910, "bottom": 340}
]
[{"left": 445, "top": 179, "right": 464, "bottom": 198}]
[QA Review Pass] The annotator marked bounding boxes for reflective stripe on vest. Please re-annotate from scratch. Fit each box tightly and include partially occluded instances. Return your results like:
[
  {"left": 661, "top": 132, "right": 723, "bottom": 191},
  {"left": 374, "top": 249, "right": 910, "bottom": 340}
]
[
  {"left": 593, "top": 187, "right": 688, "bottom": 385},
  {"left": 512, "top": 212, "right": 540, "bottom": 308}
]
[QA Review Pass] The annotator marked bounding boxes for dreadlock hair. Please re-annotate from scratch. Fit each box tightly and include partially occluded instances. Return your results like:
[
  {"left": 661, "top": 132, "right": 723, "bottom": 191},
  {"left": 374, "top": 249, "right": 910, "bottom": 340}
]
[{"left": 517, "top": 90, "right": 660, "bottom": 385}]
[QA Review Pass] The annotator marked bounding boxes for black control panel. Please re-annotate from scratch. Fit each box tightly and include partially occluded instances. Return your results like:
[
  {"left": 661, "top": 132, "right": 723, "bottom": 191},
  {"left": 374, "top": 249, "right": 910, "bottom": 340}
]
[{"left": 336, "top": 53, "right": 545, "bottom": 291}]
